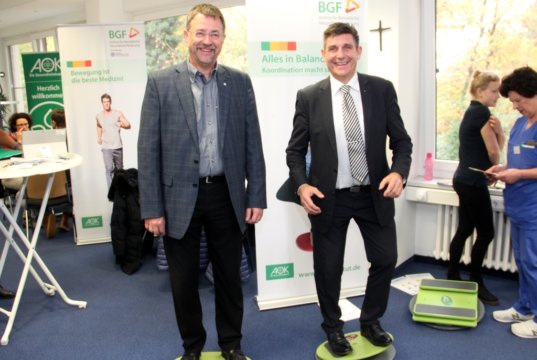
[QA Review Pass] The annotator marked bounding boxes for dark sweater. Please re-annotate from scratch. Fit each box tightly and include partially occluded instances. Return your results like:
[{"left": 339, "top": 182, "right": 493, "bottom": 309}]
[{"left": 453, "top": 100, "right": 492, "bottom": 186}]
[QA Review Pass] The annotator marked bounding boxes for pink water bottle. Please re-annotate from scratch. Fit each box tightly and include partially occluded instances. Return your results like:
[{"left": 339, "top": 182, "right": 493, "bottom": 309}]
[{"left": 424, "top": 152, "right": 434, "bottom": 181}]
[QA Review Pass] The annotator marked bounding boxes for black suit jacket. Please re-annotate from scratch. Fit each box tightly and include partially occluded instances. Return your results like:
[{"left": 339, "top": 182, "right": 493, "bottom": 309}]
[{"left": 286, "top": 74, "right": 412, "bottom": 232}]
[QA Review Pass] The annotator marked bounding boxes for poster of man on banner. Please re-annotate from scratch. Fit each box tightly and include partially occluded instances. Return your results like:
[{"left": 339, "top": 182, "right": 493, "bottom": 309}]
[{"left": 57, "top": 23, "right": 147, "bottom": 245}]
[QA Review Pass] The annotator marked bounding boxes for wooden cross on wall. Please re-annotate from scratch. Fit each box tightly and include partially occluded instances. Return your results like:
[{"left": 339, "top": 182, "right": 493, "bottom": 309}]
[{"left": 370, "top": 20, "right": 391, "bottom": 51}]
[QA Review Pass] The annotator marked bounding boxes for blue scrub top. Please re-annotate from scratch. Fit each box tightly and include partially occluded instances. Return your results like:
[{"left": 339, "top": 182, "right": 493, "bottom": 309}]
[{"left": 504, "top": 116, "right": 537, "bottom": 226}]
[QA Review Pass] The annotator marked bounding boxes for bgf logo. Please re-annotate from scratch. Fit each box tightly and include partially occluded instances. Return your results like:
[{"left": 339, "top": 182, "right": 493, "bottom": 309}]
[
  {"left": 109, "top": 30, "right": 127, "bottom": 39},
  {"left": 318, "top": 0, "right": 360, "bottom": 13},
  {"left": 109, "top": 28, "right": 140, "bottom": 39},
  {"left": 30, "top": 57, "right": 60, "bottom": 74}
]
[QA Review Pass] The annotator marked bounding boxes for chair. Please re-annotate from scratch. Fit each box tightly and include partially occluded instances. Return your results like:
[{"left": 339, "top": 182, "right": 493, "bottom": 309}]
[
  {"left": 25, "top": 171, "right": 71, "bottom": 238},
  {"left": 1, "top": 183, "right": 19, "bottom": 213}
]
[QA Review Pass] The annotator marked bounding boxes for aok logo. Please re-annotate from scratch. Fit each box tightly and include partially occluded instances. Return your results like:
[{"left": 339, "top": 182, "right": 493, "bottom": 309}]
[
  {"left": 319, "top": 0, "right": 361, "bottom": 14},
  {"left": 82, "top": 216, "right": 103, "bottom": 229},
  {"left": 441, "top": 295, "right": 453, "bottom": 306},
  {"left": 30, "top": 57, "right": 61, "bottom": 74},
  {"left": 266, "top": 263, "right": 294, "bottom": 280}
]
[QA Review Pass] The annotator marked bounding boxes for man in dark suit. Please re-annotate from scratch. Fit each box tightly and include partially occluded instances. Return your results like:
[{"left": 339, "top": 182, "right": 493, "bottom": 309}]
[
  {"left": 138, "top": 4, "right": 266, "bottom": 360},
  {"left": 286, "top": 23, "right": 412, "bottom": 356}
]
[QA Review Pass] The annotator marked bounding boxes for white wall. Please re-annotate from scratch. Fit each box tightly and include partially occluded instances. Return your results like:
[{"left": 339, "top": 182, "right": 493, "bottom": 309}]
[{"left": 367, "top": 0, "right": 422, "bottom": 265}]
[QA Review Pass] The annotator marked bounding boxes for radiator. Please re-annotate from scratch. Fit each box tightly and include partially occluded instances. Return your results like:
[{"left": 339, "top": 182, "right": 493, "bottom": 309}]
[{"left": 433, "top": 204, "right": 517, "bottom": 273}]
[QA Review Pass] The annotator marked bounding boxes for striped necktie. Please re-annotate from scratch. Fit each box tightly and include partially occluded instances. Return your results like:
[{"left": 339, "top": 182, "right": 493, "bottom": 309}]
[{"left": 341, "top": 84, "right": 368, "bottom": 182}]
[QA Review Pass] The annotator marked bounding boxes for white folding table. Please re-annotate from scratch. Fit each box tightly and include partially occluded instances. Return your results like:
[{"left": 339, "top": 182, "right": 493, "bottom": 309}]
[{"left": 0, "top": 154, "right": 86, "bottom": 345}]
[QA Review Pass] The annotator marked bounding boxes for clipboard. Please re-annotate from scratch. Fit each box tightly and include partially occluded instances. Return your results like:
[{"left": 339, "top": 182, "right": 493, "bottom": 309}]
[
  {"left": 468, "top": 167, "right": 486, "bottom": 173},
  {"left": 468, "top": 167, "right": 497, "bottom": 177}
]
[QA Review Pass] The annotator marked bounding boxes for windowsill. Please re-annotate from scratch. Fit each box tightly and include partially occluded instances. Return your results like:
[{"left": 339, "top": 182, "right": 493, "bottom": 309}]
[
  {"left": 406, "top": 176, "right": 504, "bottom": 211},
  {"left": 407, "top": 176, "right": 504, "bottom": 197}
]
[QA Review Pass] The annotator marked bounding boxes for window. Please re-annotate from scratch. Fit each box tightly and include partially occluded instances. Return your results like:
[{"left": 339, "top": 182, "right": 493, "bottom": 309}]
[
  {"left": 144, "top": 6, "right": 247, "bottom": 72},
  {"left": 7, "top": 41, "right": 33, "bottom": 117},
  {"left": 436, "top": 0, "right": 537, "bottom": 162}
]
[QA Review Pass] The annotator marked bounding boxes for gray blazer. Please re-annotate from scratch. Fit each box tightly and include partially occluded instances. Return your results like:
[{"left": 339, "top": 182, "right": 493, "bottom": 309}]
[{"left": 138, "top": 61, "right": 267, "bottom": 239}]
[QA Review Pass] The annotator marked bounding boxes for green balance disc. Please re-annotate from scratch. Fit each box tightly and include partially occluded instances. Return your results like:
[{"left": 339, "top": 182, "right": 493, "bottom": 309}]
[{"left": 315, "top": 331, "right": 395, "bottom": 360}]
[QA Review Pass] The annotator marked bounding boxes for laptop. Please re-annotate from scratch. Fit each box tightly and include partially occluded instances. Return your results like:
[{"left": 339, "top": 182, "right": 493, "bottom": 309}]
[
  {"left": 22, "top": 129, "right": 68, "bottom": 159},
  {"left": 412, "top": 279, "right": 479, "bottom": 327}
]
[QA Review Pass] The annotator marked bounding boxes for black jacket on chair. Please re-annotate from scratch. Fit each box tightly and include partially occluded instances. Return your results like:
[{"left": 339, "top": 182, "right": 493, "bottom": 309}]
[{"left": 108, "top": 168, "right": 151, "bottom": 275}]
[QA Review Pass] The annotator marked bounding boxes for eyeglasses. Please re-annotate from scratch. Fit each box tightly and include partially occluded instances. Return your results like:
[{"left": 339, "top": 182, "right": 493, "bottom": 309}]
[{"left": 189, "top": 30, "right": 223, "bottom": 41}]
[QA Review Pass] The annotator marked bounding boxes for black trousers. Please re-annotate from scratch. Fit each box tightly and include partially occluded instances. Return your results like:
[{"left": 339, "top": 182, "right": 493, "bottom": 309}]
[
  {"left": 163, "top": 181, "right": 243, "bottom": 354},
  {"left": 449, "top": 180, "right": 494, "bottom": 274},
  {"left": 312, "top": 190, "right": 397, "bottom": 334}
]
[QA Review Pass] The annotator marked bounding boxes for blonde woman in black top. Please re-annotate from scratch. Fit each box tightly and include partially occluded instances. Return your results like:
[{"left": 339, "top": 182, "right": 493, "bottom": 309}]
[{"left": 448, "top": 71, "right": 505, "bottom": 305}]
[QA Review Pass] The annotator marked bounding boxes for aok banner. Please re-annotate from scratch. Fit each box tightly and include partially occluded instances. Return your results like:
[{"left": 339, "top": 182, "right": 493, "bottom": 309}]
[
  {"left": 58, "top": 23, "right": 146, "bottom": 245},
  {"left": 22, "top": 52, "right": 63, "bottom": 129}
]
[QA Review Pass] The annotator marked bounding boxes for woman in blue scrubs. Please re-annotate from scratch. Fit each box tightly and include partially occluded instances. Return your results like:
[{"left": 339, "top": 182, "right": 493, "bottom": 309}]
[{"left": 488, "top": 66, "right": 537, "bottom": 339}]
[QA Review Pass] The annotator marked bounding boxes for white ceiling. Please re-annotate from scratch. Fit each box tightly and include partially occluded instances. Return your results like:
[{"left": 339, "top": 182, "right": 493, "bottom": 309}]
[
  {"left": 0, "top": 0, "right": 85, "bottom": 36},
  {"left": 0, "top": 0, "right": 240, "bottom": 39}
]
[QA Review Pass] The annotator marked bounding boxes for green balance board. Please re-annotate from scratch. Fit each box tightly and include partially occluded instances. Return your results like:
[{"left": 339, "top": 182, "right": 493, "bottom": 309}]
[{"left": 412, "top": 279, "right": 478, "bottom": 328}]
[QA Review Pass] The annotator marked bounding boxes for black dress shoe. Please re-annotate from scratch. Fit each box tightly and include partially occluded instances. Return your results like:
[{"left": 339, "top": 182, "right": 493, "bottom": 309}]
[
  {"left": 470, "top": 275, "right": 499, "bottom": 306},
  {"left": 476, "top": 282, "right": 499, "bottom": 305},
  {"left": 0, "top": 285, "right": 15, "bottom": 299},
  {"left": 361, "top": 322, "right": 392, "bottom": 347},
  {"left": 221, "top": 349, "right": 247, "bottom": 360},
  {"left": 180, "top": 352, "right": 200, "bottom": 360},
  {"left": 327, "top": 331, "right": 353, "bottom": 356}
]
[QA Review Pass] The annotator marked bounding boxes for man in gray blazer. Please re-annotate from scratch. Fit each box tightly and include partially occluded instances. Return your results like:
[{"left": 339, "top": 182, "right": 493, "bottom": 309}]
[
  {"left": 286, "top": 23, "right": 412, "bottom": 356},
  {"left": 138, "top": 4, "right": 266, "bottom": 360}
]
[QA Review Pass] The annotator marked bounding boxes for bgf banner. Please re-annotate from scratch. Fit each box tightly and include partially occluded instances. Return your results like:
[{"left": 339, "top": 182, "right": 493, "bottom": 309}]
[
  {"left": 21, "top": 52, "right": 63, "bottom": 129},
  {"left": 58, "top": 23, "right": 147, "bottom": 245}
]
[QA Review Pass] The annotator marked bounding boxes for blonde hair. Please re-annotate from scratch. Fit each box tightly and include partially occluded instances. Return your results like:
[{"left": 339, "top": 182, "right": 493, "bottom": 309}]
[{"left": 469, "top": 70, "right": 499, "bottom": 97}]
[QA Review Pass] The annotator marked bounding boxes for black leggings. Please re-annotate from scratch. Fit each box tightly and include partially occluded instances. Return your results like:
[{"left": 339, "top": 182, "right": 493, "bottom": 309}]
[{"left": 449, "top": 180, "right": 494, "bottom": 274}]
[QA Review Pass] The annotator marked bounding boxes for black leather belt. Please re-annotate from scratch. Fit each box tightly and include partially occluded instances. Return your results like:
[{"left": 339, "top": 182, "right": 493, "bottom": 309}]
[
  {"left": 337, "top": 185, "right": 371, "bottom": 193},
  {"left": 199, "top": 175, "right": 226, "bottom": 184}
]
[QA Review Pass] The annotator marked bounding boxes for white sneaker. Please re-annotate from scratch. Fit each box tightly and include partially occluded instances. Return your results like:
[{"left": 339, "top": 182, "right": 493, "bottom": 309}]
[
  {"left": 511, "top": 319, "right": 537, "bottom": 339},
  {"left": 492, "top": 307, "right": 534, "bottom": 323}
]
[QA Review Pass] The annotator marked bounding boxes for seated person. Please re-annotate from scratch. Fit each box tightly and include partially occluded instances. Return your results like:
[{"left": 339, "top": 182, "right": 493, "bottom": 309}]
[
  {"left": 51, "top": 109, "right": 65, "bottom": 129},
  {"left": 0, "top": 129, "right": 20, "bottom": 150},
  {"left": 7, "top": 112, "right": 32, "bottom": 147},
  {"left": 2, "top": 113, "right": 33, "bottom": 191}
]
